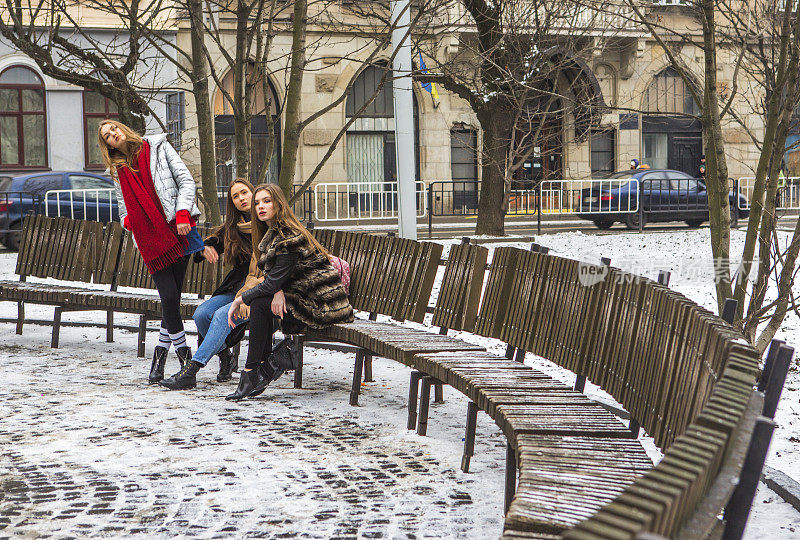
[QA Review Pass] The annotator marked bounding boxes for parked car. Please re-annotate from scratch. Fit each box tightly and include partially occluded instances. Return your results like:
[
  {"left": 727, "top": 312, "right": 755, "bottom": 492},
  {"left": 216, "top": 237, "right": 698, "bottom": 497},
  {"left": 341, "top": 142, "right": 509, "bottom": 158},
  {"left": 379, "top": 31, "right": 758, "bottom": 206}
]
[
  {"left": 0, "top": 171, "right": 118, "bottom": 251},
  {"left": 576, "top": 169, "right": 750, "bottom": 230}
]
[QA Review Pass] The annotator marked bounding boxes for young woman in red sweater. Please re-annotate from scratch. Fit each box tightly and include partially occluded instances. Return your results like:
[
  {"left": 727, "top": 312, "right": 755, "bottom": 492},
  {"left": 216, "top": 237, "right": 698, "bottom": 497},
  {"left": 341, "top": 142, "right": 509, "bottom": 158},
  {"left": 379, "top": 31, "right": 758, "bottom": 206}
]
[{"left": 98, "top": 120, "right": 204, "bottom": 383}]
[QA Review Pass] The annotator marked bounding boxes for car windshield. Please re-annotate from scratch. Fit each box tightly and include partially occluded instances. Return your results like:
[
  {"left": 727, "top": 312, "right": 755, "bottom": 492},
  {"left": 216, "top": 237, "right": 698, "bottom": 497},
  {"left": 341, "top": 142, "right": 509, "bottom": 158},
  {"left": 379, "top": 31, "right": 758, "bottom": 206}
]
[{"left": 0, "top": 177, "right": 12, "bottom": 191}]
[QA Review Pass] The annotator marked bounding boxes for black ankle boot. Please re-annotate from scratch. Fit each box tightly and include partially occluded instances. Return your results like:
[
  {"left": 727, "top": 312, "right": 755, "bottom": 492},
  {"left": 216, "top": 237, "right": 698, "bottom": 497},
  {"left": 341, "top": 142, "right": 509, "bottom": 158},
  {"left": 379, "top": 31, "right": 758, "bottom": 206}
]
[
  {"left": 160, "top": 360, "right": 202, "bottom": 390},
  {"left": 249, "top": 362, "right": 277, "bottom": 398},
  {"left": 149, "top": 346, "right": 169, "bottom": 384},
  {"left": 225, "top": 369, "right": 266, "bottom": 401},
  {"left": 175, "top": 346, "right": 192, "bottom": 371},
  {"left": 217, "top": 348, "right": 237, "bottom": 383}
]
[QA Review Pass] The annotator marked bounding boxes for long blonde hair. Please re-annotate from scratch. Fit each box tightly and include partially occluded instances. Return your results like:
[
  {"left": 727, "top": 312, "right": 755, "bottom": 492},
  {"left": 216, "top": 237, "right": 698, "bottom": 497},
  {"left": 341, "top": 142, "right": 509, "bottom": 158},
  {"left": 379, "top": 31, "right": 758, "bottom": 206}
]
[
  {"left": 97, "top": 119, "right": 144, "bottom": 175},
  {"left": 250, "top": 183, "right": 328, "bottom": 257}
]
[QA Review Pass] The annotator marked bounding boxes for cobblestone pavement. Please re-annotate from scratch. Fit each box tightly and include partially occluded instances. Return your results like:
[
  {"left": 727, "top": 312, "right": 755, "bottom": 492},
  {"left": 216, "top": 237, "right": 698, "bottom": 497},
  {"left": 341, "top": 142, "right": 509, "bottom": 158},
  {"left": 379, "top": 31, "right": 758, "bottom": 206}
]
[{"left": 0, "top": 328, "right": 506, "bottom": 539}]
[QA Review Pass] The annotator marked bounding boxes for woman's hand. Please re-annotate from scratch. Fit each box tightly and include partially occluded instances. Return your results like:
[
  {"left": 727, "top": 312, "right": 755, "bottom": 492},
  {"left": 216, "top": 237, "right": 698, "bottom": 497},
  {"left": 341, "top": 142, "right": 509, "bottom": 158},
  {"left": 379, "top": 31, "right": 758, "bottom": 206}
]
[
  {"left": 203, "top": 246, "right": 219, "bottom": 263},
  {"left": 177, "top": 223, "right": 191, "bottom": 236},
  {"left": 272, "top": 290, "right": 287, "bottom": 318},
  {"left": 228, "top": 297, "right": 244, "bottom": 328}
]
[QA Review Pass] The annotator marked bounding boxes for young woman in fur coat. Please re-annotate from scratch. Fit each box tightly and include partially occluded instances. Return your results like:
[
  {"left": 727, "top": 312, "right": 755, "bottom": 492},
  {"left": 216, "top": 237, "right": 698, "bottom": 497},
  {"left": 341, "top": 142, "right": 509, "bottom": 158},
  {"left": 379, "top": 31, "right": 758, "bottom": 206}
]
[{"left": 224, "top": 183, "right": 354, "bottom": 401}]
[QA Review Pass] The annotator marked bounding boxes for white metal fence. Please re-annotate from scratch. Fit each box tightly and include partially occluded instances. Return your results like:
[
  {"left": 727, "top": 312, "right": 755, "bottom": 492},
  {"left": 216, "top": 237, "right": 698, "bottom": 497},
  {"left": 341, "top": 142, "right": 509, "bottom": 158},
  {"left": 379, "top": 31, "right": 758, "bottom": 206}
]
[
  {"left": 737, "top": 177, "right": 800, "bottom": 210},
  {"left": 44, "top": 189, "right": 118, "bottom": 220},
  {"left": 313, "top": 182, "right": 427, "bottom": 221},
  {"left": 505, "top": 179, "right": 639, "bottom": 215}
]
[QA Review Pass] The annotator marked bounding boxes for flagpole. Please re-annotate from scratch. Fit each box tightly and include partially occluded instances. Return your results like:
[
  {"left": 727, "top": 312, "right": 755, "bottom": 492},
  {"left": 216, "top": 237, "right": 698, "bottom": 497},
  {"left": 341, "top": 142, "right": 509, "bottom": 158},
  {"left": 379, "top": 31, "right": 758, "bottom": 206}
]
[{"left": 391, "top": 0, "right": 417, "bottom": 240}]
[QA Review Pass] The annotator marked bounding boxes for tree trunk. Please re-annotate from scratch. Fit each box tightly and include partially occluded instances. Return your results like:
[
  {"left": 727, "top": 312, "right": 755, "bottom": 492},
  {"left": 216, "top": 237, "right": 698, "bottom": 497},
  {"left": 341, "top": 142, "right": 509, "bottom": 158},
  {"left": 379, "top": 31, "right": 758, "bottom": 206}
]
[
  {"left": 189, "top": 0, "right": 221, "bottom": 225},
  {"left": 475, "top": 108, "right": 509, "bottom": 236},
  {"left": 701, "top": 0, "right": 732, "bottom": 313},
  {"left": 277, "top": 0, "right": 308, "bottom": 198},
  {"left": 233, "top": 0, "right": 250, "bottom": 183}
]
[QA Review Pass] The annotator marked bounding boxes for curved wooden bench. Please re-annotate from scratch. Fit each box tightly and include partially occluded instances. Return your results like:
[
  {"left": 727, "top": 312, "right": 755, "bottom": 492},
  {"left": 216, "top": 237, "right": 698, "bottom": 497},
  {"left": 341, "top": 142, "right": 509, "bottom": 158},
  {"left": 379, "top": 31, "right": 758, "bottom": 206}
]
[
  {"left": 0, "top": 218, "right": 786, "bottom": 537},
  {"left": 310, "top": 232, "right": 784, "bottom": 538}
]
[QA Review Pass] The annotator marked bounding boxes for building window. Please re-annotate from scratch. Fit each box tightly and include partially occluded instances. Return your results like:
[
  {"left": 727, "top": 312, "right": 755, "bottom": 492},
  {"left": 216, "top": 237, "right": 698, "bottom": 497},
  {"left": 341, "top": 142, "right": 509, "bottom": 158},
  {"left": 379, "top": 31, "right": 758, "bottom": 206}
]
[
  {"left": 213, "top": 68, "right": 280, "bottom": 187},
  {"left": 644, "top": 67, "right": 699, "bottom": 115},
  {"left": 0, "top": 66, "right": 47, "bottom": 169},
  {"left": 450, "top": 128, "right": 478, "bottom": 210},
  {"left": 345, "top": 64, "right": 419, "bottom": 193},
  {"left": 166, "top": 92, "right": 185, "bottom": 151},
  {"left": 83, "top": 91, "right": 119, "bottom": 169},
  {"left": 590, "top": 129, "right": 615, "bottom": 177}
]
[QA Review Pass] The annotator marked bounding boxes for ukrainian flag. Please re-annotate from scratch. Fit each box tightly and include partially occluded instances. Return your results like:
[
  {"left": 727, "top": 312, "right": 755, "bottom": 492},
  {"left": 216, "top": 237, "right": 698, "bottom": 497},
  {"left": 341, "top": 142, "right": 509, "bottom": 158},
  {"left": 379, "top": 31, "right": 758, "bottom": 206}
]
[{"left": 418, "top": 52, "right": 439, "bottom": 100}]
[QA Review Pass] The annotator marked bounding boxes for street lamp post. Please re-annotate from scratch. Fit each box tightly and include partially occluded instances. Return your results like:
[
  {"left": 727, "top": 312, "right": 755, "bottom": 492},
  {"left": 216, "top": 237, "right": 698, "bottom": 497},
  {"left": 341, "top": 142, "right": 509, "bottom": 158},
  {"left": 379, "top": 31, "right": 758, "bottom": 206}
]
[{"left": 391, "top": 0, "right": 417, "bottom": 240}]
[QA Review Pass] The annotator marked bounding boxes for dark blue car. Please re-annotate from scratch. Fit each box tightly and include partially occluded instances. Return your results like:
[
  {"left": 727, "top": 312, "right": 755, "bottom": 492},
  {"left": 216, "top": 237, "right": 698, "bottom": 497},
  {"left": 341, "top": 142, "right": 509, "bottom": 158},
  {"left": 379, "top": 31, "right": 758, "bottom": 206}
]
[
  {"left": 0, "top": 171, "right": 118, "bottom": 250},
  {"left": 577, "top": 169, "right": 750, "bottom": 230}
]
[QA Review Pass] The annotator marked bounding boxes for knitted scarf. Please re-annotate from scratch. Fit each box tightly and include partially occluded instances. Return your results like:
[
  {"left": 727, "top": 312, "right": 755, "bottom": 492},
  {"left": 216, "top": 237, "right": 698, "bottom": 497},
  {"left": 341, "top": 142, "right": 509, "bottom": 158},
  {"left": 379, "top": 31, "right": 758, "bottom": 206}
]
[{"left": 116, "top": 141, "right": 187, "bottom": 274}]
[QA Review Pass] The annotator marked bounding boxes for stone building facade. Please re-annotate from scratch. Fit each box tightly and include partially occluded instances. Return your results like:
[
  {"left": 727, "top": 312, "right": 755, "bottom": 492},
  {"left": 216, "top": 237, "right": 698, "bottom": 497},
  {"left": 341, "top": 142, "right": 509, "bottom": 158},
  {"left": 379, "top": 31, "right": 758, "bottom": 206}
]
[{"left": 1, "top": 2, "right": 768, "bottom": 210}]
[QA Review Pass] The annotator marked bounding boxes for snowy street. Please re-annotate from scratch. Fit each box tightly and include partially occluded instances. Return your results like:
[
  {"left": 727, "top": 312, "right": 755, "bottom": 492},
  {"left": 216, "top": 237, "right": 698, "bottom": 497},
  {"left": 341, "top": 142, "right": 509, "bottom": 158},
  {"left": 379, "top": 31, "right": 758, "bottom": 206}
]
[{"left": 1, "top": 228, "right": 799, "bottom": 538}]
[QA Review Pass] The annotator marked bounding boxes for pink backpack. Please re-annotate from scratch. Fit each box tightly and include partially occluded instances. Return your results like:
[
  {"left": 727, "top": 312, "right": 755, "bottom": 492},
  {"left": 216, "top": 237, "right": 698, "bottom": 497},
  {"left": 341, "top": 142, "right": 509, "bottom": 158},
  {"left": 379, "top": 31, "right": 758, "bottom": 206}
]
[{"left": 329, "top": 255, "right": 351, "bottom": 295}]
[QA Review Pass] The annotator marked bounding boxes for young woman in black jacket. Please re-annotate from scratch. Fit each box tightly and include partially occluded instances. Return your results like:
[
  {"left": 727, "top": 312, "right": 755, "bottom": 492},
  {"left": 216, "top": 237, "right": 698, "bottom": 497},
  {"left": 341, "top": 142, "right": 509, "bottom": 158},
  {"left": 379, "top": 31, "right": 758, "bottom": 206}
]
[
  {"left": 160, "top": 179, "right": 255, "bottom": 390},
  {"left": 225, "top": 183, "right": 354, "bottom": 401}
]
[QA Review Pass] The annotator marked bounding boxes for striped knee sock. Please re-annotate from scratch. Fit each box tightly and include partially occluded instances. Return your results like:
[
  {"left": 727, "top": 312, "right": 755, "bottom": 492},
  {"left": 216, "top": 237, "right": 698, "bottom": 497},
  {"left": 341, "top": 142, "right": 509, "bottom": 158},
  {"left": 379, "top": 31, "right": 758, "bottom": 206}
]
[
  {"left": 169, "top": 331, "right": 187, "bottom": 350},
  {"left": 158, "top": 327, "right": 171, "bottom": 350}
]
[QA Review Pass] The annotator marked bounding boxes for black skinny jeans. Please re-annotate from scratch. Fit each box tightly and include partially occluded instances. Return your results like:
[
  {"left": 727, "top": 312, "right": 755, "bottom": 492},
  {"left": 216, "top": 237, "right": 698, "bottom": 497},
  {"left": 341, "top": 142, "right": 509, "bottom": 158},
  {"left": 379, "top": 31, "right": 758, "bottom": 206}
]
[
  {"left": 245, "top": 295, "right": 301, "bottom": 370},
  {"left": 150, "top": 255, "right": 190, "bottom": 336}
]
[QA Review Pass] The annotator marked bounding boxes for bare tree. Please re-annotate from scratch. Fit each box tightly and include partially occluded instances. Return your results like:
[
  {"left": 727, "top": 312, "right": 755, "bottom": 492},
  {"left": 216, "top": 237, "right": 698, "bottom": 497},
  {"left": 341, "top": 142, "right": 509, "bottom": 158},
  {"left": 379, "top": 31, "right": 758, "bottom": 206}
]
[
  {"left": 0, "top": 0, "right": 176, "bottom": 132},
  {"left": 625, "top": 0, "right": 800, "bottom": 352},
  {"left": 412, "top": 0, "right": 615, "bottom": 235}
]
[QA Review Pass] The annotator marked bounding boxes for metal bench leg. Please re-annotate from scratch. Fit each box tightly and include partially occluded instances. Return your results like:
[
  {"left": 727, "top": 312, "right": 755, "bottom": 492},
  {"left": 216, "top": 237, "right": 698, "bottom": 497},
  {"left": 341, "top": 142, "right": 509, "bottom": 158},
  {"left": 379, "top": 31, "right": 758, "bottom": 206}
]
[
  {"left": 407, "top": 371, "right": 423, "bottom": 430},
  {"left": 433, "top": 380, "right": 444, "bottom": 403},
  {"left": 505, "top": 443, "right": 517, "bottom": 514},
  {"left": 629, "top": 418, "right": 640, "bottom": 437},
  {"left": 51, "top": 306, "right": 62, "bottom": 348},
  {"left": 350, "top": 351, "right": 364, "bottom": 406},
  {"left": 16, "top": 301, "right": 24, "bottom": 335},
  {"left": 293, "top": 335, "right": 304, "bottom": 389},
  {"left": 106, "top": 310, "right": 114, "bottom": 343},
  {"left": 363, "top": 353, "right": 373, "bottom": 382},
  {"left": 417, "top": 376, "right": 433, "bottom": 436},
  {"left": 461, "top": 401, "right": 478, "bottom": 473},
  {"left": 574, "top": 375, "right": 587, "bottom": 393},
  {"left": 137, "top": 315, "right": 147, "bottom": 358},
  {"left": 233, "top": 343, "right": 241, "bottom": 372}
]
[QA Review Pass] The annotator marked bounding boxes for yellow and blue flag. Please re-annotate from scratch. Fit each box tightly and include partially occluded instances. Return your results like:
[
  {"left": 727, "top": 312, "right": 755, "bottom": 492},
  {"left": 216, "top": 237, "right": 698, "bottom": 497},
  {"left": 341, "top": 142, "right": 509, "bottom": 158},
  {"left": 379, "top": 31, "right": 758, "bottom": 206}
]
[{"left": 418, "top": 52, "right": 439, "bottom": 100}]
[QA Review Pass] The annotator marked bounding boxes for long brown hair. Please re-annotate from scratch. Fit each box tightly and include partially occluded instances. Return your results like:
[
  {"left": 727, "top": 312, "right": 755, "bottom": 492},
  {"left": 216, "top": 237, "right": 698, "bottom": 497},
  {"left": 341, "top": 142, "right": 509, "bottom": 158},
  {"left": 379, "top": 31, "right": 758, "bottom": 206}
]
[
  {"left": 250, "top": 183, "right": 328, "bottom": 258},
  {"left": 97, "top": 119, "right": 144, "bottom": 175},
  {"left": 215, "top": 178, "right": 255, "bottom": 267}
]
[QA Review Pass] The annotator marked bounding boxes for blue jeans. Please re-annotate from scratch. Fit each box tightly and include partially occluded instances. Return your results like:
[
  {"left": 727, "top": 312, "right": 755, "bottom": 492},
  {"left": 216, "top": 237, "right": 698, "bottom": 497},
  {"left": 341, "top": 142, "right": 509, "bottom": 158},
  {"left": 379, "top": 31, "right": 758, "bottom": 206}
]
[{"left": 193, "top": 293, "right": 248, "bottom": 366}]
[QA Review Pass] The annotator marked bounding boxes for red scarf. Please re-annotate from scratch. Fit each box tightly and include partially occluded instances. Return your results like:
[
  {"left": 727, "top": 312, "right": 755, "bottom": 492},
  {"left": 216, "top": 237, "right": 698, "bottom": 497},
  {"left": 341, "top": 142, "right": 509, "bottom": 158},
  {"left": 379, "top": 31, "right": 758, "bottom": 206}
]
[{"left": 117, "top": 141, "right": 187, "bottom": 274}]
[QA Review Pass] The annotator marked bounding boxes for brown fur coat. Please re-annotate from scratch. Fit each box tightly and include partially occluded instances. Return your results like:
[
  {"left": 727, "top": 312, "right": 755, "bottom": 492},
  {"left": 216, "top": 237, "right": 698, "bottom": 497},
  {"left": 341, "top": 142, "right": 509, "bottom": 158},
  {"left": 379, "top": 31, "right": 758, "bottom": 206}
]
[{"left": 238, "top": 225, "right": 353, "bottom": 329}]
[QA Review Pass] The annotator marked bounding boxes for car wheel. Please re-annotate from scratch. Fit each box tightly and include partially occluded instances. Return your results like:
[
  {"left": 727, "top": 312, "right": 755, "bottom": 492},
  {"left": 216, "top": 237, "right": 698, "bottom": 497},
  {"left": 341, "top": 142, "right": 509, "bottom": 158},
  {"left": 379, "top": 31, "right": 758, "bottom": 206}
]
[
  {"left": 593, "top": 219, "right": 614, "bottom": 230},
  {"left": 686, "top": 220, "right": 704, "bottom": 228},
  {"left": 3, "top": 221, "right": 21, "bottom": 251},
  {"left": 624, "top": 212, "right": 647, "bottom": 230}
]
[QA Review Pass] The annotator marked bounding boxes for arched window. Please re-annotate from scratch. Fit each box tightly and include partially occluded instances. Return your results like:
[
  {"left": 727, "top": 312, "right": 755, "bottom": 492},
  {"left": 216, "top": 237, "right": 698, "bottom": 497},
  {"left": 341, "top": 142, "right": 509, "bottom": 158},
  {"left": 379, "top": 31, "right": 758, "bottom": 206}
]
[
  {"left": 0, "top": 66, "right": 47, "bottom": 169},
  {"left": 644, "top": 67, "right": 699, "bottom": 115},
  {"left": 213, "top": 68, "right": 281, "bottom": 187},
  {"left": 345, "top": 64, "right": 419, "bottom": 194},
  {"left": 83, "top": 91, "right": 120, "bottom": 169}
]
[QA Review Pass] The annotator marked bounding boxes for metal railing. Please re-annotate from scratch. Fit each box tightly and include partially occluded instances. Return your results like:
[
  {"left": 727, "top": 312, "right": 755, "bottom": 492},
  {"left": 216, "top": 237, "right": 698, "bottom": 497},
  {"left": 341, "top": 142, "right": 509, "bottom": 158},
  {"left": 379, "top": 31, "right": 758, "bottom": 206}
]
[
  {"left": 313, "top": 181, "right": 427, "bottom": 222},
  {"left": 737, "top": 177, "right": 800, "bottom": 211},
  {"left": 44, "top": 189, "right": 118, "bottom": 221},
  {"left": 0, "top": 191, "right": 44, "bottom": 236},
  {"left": 427, "top": 179, "right": 640, "bottom": 217}
]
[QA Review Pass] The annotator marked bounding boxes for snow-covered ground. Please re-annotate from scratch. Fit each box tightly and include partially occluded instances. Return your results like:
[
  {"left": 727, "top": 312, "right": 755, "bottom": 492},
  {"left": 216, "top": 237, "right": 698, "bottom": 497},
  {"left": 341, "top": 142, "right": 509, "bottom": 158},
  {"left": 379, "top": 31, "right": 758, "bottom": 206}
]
[{"left": 0, "top": 227, "right": 798, "bottom": 538}]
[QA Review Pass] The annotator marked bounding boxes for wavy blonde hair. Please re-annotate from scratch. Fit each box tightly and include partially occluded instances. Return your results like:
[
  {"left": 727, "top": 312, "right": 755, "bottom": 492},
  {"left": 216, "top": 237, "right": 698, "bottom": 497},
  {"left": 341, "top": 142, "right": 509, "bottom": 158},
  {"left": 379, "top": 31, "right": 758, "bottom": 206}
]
[
  {"left": 250, "top": 183, "right": 328, "bottom": 258},
  {"left": 97, "top": 119, "right": 144, "bottom": 175}
]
